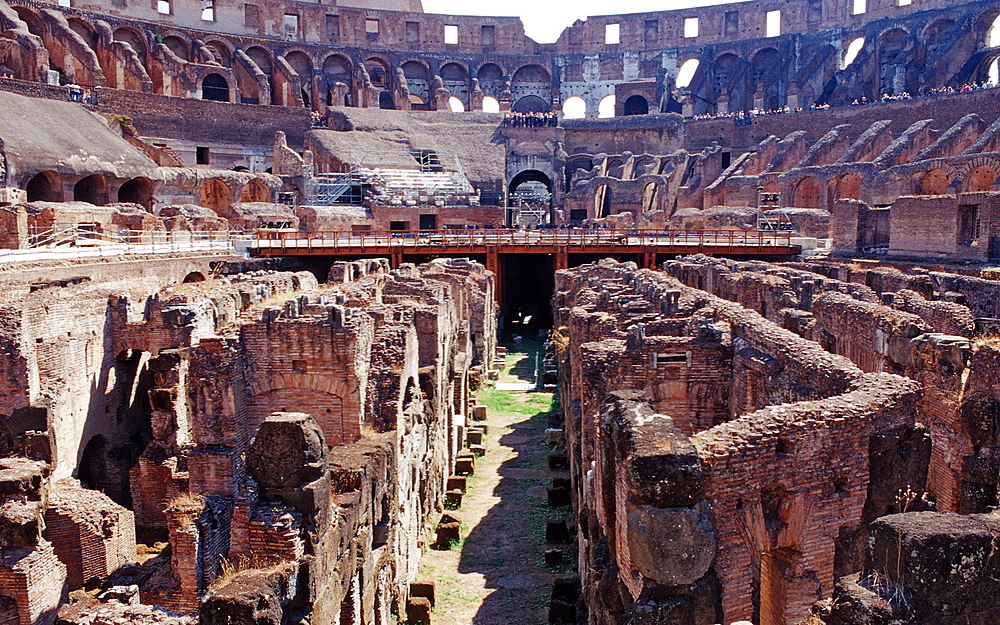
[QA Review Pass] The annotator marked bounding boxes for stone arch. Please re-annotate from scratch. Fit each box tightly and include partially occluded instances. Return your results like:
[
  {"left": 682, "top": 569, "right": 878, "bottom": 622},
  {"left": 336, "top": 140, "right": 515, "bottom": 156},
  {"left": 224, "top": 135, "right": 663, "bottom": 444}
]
[
  {"left": 285, "top": 50, "right": 313, "bottom": 106},
  {"left": 965, "top": 164, "right": 997, "bottom": 192},
  {"left": 477, "top": 62, "right": 504, "bottom": 98},
  {"left": 623, "top": 94, "right": 648, "bottom": 116},
  {"left": 401, "top": 59, "right": 430, "bottom": 105},
  {"left": 201, "top": 73, "right": 229, "bottom": 101},
  {"left": 751, "top": 47, "right": 781, "bottom": 110},
  {"left": 842, "top": 37, "right": 866, "bottom": 69},
  {"left": 440, "top": 62, "right": 469, "bottom": 106},
  {"left": 981, "top": 9, "right": 1000, "bottom": 47},
  {"left": 836, "top": 173, "right": 861, "bottom": 200},
  {"left": 240, "top": 179, "right": 270, "bottom": 203},
  {"left": 792, "top": 176, "right": 819, "bottom": 208},
  {"left": 112, "top": 27, "right": 147, "bottom": 61},
  {"left": 481, "top": 96, "right": 500, "bottom": 112},
  {"left": 68, "top": 18, "right": 97, "bottom": 52},
  {"left": 321, "top": 54, "right": 353, "bottom": 105},
  {"left": 921, "top": 168, "right": 950, "bottom": 195},
  {"left": 182, "top": 271, "right": 206, "bottom": 283},
  {"left": 203, "top": 40, "right": 231, "bottom": 66},
  {"left": 25, "top": 171, "right": 62, "bottom": 202},
  {"left": 245, "top": 46, "right": 273, "bottom": 74},
  {"left": 11, "top": 6, "right": 44, "bottom": 39},
  {"left": 675, "top": 58, "right": 700, "bottom": 89},
  {"left": 117, "top": 177, "right": 153, "bottom": 208},
  {"left": 512, "top": 94, "right": 549, "bottom": 112},
  {"left": 77, "top": 434, "right": 109, "bottom": 491},
  {"left": 565, "top": 156, "right": 593, "bottom": 189},
  {"left": 562, "top": 95, "right": 586, "bottom": 119},
  {"left": 511, "top": 64, "right": 551, "bottom": 109},
  {"left": 200, "top": 178, "right": 232, "bottom": 217},
  {"left": 364, "top": 57, "right": 390, "bottom": 87},
  {"left": 509, "top": 169, "right": 553, "bottom": 207},
  {"left": 876, "top": 28, "right": 909, "bottom": 96},
  {"left": 712, "top": 53, "right": 745, "bottom": 112},
  {"left": 161, "top": 35, "right": 189, "bottom": 62},
  {"left": 74, "top": 174, "right": 108, "bottom": 205},
  {"left": 598, "top": 93, "right": 616, "bottom": 118}
]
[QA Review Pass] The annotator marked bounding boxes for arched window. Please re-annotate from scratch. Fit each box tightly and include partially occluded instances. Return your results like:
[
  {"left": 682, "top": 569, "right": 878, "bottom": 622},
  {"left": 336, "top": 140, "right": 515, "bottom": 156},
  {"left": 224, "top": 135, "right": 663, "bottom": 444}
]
[
  {"left": 448, "top": 96, "right": 465, "bottom": 112},
  {"left": 202, "top": 73, "right": 229, "bottom": 101},
  {"left": 481, "top": 96, "right": 500, "bottom": 113},
  {"left": 676, "top": 59, "right": 700, "bottom": 89},
  {"left": 843, "top": 38, "right": 865, "bottom": 69},
  {"left": 623, "top": 95, "right": 648, "bottom": 116},
  {"left": 598, "top": 94, "right": 616, "bottom": 118},
  {"left": 562, "top": 96, "right": 586, "bottom": 119}
]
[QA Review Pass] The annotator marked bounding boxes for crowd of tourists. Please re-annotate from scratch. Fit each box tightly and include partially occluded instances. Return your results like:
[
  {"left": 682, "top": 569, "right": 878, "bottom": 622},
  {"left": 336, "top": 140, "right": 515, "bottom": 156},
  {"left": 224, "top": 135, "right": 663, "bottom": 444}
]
[
  {"left": 309, "top": 110, "right": 329, "bottom": 127},
  {"left": 501, "top": 111, "right": 558, "bottom": 127}
]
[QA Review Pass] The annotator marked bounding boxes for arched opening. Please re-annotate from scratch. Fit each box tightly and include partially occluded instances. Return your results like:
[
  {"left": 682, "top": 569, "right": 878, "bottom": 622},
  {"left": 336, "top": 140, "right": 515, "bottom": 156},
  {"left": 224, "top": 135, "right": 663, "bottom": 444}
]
[
  {"left": 676, "top": 58, "right": 700, "bottom": 89},
  {"left": 364, "top": 58, "right": 389, "bottom": 87},
  {"left": 322, "top": 54, "right": 353, "bottom": 106},
  {"left": 12, "top": 7, "right": 44, "bottom": 39},
  {"left": 78, "top": 435, "right": 109, "bottom": 491},
  {"left": 448, "top": 96, "right": 465, "bottom": 112},
  {"left": 989, "top": 56, "right": 1000, "bottom": 85},
  {"left": 481, "top": 96, "right": 500, "bottom": 113},
  {"left": 792, "top": 176, "right": 819, "bottom": 208},
  {"left": 202, "top": 73, "right": 229, "bottom": 101},
  {"left": 598, "top": 94, "right": 616, "bottom": 118},
  {"left": 512, "top": 95, "right": 549, "bottom": 113},
  {"left": 988, "top": 13, "right": 1000, "bottom": 47},
  {"left": 26, "top": 171, "right": 62, "bottom": 202},
  {"left": 511, "top": 64, "right": 551, "bottom": 111},
  {"left": 113, "top": 28, "right": 147, "bottom": 61},
  {"left": 68, "top": 19, "right": 97, "bottom": 51},
  {"left": 183, "top": 272, "right": 206, "bottom": 283},
  {"left": 565, "top": 158, "right": 594, "bottom": 190},
  {"left": 562, "top": 95, "right": 586, "bottom": 119},
  {"left": 842, "top": 38, "right": 865, "bottom": 69},
  {"left": 204, "top": 41, "right": 231, "bottom": 66},
  {"left": 401, "top": 60, "right": 430, "bottom": 106},
  {"left": 836, "top": 173, "right": 861, "bottom": 200},
  {"left": 200, "top": 178, "right": 232, "bottom": 216},
  {"left": 161, "top": 36, "right": 189, "bottom": 62},
  {"left": 508, "top": 170, "right": 553, "bottom": 210},
  {"left": 921, "top": 169, "right": 950, "bottom": 195},
  {"left": 240, "top": 179, "right": 270, "bottom": 203},
  {"left": 441, "top": 62, "right": 469, "bottom": 106},
  {"left": 74, "top": 175, "right": 108, "bottom": 205},
  {"left": 117, "top": 177, "right": 152, "bottom": 209},
  {"left": 623, "top": 94, "right": 649, "bottom": 116},
  {"left": 285, "top": 51, "right": 313, "bottom": 106},
  {"left": 712, "top": 53, "right": 744, "bottom": 111},
  {"left": 877, "top": 29, "right": 908, "bottom": 96},
  {"left": 477, "top": 63, "right": 504, "bottom": 99},
  {"left": 965, "top": 165, "right": 997, "bottom": 192},
  {"left": 246, "top": 46, "right": 274, "bottom": 101}
]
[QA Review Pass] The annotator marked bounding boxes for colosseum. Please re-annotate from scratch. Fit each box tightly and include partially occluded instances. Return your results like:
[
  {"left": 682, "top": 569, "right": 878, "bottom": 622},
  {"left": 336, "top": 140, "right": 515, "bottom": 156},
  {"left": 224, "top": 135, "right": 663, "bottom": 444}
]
[{"left": 1, "top": 0, "right": 1000, "bottom": 623}]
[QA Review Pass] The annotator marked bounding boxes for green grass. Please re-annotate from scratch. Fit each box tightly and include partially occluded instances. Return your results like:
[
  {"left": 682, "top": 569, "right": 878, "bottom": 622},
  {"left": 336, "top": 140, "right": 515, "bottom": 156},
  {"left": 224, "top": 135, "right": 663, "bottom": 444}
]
[{"left": 479, "top": 389, "right": 556, "bottom": 416}]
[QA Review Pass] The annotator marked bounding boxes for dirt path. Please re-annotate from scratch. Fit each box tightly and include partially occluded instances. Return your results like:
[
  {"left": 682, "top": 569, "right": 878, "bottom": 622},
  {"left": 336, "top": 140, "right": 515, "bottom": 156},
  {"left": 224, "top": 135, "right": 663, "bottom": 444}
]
[{"left": 413, "top": 341, "right": 569, "bottom": 624}]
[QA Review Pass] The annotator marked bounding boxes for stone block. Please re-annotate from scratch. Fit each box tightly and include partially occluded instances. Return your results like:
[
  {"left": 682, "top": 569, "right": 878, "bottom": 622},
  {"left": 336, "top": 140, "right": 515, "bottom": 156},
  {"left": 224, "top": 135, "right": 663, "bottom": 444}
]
[
  {"left": 434, "top": 513, "right": 462, "bottom": 548},
  {"left": 446, "top": 476, "right": 467, "bottom": 493},
  {"left": 471, "top": 405, "right": 488, "bottom": 421},
  {"left": 444, "top": 490, "right": 463, "bottom": 509},
  {"left": 544, "top": 428, "right": 565, "bottom": 446},
  {"left": 625, "top": 500, "right": 715, "bottom": 586},
  {"left": 406, "top": 597, "right": 432, "bottom": 624},
  {"left": 544, "top": 549, "right": 564, "bottom": 567},
  {"left": 455, "top": 453, "right": 475, "bottom": 476},
  {"left": 547, "top": 485, "right": 571, "bottom": 507},
  {"left": 469, "top": 444, "right": 486, "bottom": 457},
  {"left": 410, "top": 581, "right": 435, "bottom": 606},
  {"left": 466, "top": 430, "right": 483, "bottom": 446},
  {"left": 548, "top": 452, "right": 569, "bottom": 469},
  {"left": 546, "top": 519, "right": 570, "bottom": 543}
]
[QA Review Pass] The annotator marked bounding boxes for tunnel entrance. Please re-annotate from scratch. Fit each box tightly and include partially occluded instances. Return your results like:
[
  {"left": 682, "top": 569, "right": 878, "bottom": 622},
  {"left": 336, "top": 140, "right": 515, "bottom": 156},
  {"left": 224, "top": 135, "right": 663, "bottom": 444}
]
[{"left": 501, "top": 253, "right": 554, "bottom": 332}]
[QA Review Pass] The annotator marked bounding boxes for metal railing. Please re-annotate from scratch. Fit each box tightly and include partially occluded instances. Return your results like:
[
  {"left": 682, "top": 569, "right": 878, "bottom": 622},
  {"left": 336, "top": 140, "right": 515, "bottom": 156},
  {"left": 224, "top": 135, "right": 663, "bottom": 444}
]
[
  {"left": 2, "top": 228, "right": 243, "bottom": 264},
  {"left": 252, "top": 228, "right": 797, "bottom": 253}
]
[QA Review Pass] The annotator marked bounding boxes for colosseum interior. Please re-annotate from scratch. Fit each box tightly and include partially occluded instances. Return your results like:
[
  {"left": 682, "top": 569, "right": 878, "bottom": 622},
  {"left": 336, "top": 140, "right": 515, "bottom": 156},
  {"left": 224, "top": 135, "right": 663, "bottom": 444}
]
[{"left": 2, "top": 0, "right": 1000, "bottom": 623}]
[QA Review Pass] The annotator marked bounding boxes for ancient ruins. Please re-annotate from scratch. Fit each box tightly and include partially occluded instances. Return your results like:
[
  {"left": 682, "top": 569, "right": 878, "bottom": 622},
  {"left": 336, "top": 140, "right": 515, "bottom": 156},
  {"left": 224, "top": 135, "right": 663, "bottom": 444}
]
[{"left": 2, "top": 0, "right": 1000, "bottom": 623}]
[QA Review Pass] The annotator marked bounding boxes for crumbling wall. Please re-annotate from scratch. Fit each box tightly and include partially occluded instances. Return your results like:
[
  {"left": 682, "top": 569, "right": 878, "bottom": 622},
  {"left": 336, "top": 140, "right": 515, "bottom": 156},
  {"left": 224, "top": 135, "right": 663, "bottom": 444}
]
[{"left": 554, "top": 259, "right": 925, "bottom": 625}]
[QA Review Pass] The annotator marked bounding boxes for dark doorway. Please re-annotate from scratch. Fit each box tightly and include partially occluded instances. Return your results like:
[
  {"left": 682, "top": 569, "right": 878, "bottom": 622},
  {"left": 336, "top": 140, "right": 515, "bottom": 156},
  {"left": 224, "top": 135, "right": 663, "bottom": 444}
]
[
  {"left": 117, "top": 177, "right": 152, "bottom": 209},
  {"left": 202, "top": 73, "right": 229, "bottom": 101},
  {"left": 512, "top": 95, "right": 550, "bottom": 113},
  {"left": 26, "top": 171, "right": 60, "bottom": 202},
  {"left": 74, "top": 174, "right": 108, "bottom": 205},
  {"left": 501, "top": 253, "right": 555, "bottom": 330},
  {"left": 419, "top": 214, "right": 437, "bottom": 230},
  {"left": 623, "top": 94, "right": 649, "bottom": 115}
]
